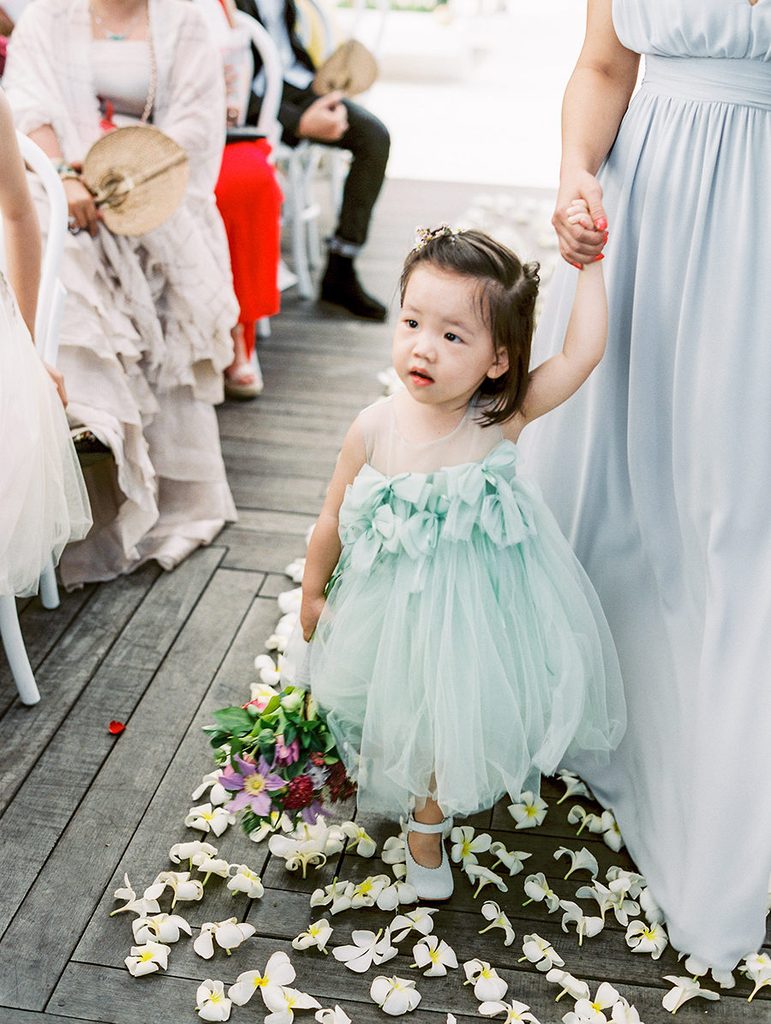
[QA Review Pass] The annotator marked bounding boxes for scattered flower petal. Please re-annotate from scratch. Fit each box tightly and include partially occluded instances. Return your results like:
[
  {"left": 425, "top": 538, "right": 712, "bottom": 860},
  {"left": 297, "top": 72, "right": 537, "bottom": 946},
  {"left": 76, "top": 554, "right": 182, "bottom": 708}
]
[
  {"left": 229, "top": 951, "right": 296, "bottom": 1006},
  {"left": 523, "top": 873, "right": 560, "bottom": 912},
  {"left": 520, "top": 933, "right": 564, "bottom": 972},
  {"left": 559, "top": 900, "right": 605, "bottom": 946},
  {"left": 450, "top": 825, "right": 492, "bottom": 866},
  {"left": 625, "top": 920, "right": 669, "bottom": 960},
  {"left": 293, "top": 919, "right": 333, "bottom": 954},
  {"left": 124, "top": 941, "right": 170, "bottom": 977},
  {"left": 508, "top": 792, "right": 548, "bottom": 830},
  {"left": 554, "top": 846, "right": 599, "bottom": 880},
  {"left": 479, "top": 901, "right": 516, "bottom": 946},
  {"left": 661, "top": 976, "right": 720, "bottom": 1014},
  {"left": 411, "top": 935, "right": 458, "bottom": 977},
  {"left": 197, "top": 979, "right": 232, "bottom": 1021},
  {"left": 341, "top": 821, "right": 378, "bottom": 858},
  {"left": 333, "top": 929, "right": 398, "bottom": 974},
  {"left": 370, "top": 975, "right": 422, "bottom": 1016},
  {"left": 263, "top": 984, "right": 322, "bottom": 1024},
  {"left": 390, "top": 908, "right": 437, "bottom": 944},
  {"left": 463, "top": 959, "right": 508, "bottom": 1002},
  {"left": 193, "top": 918, "right": 256, "bottom": 959},
  {"left": 489, "top": 842, "right": 531, "bottom": 876},
  {"left": 739, "top": 952, "right": 771, "bottom": 1001},
  {"left": 556, "top": 770, "right": 591, "bottom": 804},
  {"left": 132, "top": 913, "right": 191, "bottom": 944},
  {"left": 466, "top": 863, "right": 509, "bottom": 899},
  {"left": 185, "top": 803, "right": 235, "bottom": 837},
  {"left": 544, "top": 968, "right": 590, "bottom": 1002}
]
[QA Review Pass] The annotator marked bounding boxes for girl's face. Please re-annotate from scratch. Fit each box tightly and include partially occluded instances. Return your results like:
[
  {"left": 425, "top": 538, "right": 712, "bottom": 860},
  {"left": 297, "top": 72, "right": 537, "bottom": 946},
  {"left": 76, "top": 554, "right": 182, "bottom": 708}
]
[{"left": 393, "top": 264, "right": 508, "bottom": 413}]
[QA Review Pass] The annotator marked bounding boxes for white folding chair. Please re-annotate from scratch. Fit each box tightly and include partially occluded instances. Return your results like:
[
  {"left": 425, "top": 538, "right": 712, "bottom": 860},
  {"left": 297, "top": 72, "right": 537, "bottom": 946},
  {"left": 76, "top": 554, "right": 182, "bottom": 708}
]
[{"left": 0, "top": 132, "right": 69, "bottom": 706}]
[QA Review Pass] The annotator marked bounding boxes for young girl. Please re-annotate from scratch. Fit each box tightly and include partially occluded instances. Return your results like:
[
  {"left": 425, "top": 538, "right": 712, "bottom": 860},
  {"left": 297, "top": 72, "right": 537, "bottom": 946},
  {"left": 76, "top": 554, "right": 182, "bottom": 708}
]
[
  {"left": 298, "top": 220, "right": 625, "bottom": 900},
  {"left": 0, "top": 87, "right": 91, "bottom": 601}
]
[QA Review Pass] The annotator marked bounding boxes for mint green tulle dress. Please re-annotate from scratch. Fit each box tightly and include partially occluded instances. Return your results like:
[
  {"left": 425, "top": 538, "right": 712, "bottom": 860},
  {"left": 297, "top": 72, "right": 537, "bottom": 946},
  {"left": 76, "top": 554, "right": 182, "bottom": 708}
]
[{"left": 303, "top": 396, "right": 626, "bottom": 819}]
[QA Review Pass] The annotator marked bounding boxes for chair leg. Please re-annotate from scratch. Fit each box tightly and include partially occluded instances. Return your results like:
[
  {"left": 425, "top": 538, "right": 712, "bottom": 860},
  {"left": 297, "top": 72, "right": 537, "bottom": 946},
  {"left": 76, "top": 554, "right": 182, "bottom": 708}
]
[
  {"left": 0, "top": 595, "right": 41, "bottom": 705},
  {"left": 39, "top": 558, "right": 60, "bottom": 610},
  {"left": 257, "top": 317, "right": 271, "bottom": 339},
  {"left": 289, "top": 153, "right": 314, "bottom": 300}
]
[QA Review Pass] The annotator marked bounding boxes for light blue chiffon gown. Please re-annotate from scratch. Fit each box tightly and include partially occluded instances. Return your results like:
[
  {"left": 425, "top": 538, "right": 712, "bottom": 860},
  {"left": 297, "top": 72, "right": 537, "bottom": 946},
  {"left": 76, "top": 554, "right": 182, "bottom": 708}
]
[{"left": 524, "top": 0, "right": 771, "bottom": 970}]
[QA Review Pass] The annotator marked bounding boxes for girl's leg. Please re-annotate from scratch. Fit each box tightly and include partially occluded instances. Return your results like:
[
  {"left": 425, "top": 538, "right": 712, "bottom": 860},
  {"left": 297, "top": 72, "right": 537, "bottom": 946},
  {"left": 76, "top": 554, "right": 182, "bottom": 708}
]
[{"left": 409, "top": 796, "right": 444, "bottom": 868}]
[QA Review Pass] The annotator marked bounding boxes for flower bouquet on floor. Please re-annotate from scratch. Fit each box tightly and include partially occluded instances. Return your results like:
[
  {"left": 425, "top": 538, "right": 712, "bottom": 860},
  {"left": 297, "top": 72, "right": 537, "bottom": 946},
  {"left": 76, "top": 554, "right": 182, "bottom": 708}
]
[{"left": 204, "top": 683, "right": 356, "bottom": 835}]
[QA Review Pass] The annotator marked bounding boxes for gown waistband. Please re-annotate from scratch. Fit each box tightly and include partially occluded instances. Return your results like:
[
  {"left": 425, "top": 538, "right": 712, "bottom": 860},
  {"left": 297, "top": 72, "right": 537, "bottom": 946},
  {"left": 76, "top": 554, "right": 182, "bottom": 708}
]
[{"left": 642, "top": 54, "right": 771, "bottom": 111}]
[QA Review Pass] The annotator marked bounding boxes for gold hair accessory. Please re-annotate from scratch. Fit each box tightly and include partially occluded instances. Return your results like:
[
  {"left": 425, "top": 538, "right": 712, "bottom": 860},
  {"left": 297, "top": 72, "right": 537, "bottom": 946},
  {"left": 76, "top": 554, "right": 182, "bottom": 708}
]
[{"left": 411, "top": 224, "right": 457, "bottom": 254}]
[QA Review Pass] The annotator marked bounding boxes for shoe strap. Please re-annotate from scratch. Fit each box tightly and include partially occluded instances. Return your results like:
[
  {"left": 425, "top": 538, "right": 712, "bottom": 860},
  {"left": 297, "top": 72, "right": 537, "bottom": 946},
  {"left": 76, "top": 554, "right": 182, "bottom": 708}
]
[{"left": 407, "top": 816, "right": 449, "bottom": 835}]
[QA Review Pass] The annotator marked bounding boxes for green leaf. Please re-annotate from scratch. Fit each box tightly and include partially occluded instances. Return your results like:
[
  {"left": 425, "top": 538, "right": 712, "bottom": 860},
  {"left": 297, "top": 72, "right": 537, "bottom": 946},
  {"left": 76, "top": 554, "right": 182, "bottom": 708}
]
[{"left": 213, "top": 707, "right": 255, "bottom": 735}]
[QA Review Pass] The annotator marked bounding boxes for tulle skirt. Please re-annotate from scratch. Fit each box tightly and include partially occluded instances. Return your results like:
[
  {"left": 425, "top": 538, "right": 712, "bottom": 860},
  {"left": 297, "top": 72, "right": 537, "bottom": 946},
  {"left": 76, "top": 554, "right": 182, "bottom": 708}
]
[
  {"left": 0, "top": 275, "right": 91, "bottom": 597},
  {"left": 296, "top": 442, "right": 626, "bottom": 820}
]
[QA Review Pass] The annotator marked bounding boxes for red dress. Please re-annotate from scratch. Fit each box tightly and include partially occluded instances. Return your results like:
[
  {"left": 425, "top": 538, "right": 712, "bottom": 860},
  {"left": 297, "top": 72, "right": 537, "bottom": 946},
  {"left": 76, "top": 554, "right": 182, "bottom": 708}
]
[{"left": 215, "top": 138, "right": 282, "bottom": 356}]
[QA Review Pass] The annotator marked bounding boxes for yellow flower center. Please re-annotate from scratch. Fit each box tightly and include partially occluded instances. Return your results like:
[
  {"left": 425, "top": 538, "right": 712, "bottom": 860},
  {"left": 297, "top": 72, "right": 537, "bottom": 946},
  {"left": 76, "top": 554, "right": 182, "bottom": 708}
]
[
  {"left": 286, "top": 995, "right": 297, "bottom": 1008},
  {"left": 357, "top": 879, "right": 373, "bottom": 894},
  {"left": 481, "top": 968, "right": 492, "bottom": 979},
  {"left": 245, "top": 774, "right": 266, "bottom": 795},
  {"left": 643, "top": 928, "right": 656, "bottom": 940},
  {"left": 139, "top": 950, "right": 156, "bottom": 963},
  {"left": 429, "top": 949, "right": 440, "bottom": 964},
  {"left": 254, "top": 975, "right": 268, "bottom": 988},
  {"left": 209, "top": 992, "right": 222, "bottom": 1004},
  {"left": 525, "top": 805, "right": 538, "bottom": 818},
  {"left": 202, "top": 811, "right": 214, "bottom": 821},
  {"left": 461, "top": 839, "right": 473, "bottom": 857}
]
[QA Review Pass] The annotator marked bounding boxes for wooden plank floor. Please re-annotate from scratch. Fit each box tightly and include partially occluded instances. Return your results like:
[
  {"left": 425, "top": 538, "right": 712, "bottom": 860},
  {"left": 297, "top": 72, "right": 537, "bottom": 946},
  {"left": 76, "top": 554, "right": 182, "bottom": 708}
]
[{"left": 1, "top": 179, "right": 768, "bottom": 1024}]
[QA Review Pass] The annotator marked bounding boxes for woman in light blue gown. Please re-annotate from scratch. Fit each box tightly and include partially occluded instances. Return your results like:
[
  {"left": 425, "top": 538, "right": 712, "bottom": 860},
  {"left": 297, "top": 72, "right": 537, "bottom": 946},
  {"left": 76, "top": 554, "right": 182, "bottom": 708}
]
[{"left": 524, "top": 0, "right": 771, "bottom": 970}]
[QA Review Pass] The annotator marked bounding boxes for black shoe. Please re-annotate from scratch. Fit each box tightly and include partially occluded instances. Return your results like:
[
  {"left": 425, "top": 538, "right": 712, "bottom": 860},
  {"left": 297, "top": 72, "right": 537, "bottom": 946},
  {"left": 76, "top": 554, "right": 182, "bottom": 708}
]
[{"left": 319, "top": 254, "right": 387, "bottom": 322}]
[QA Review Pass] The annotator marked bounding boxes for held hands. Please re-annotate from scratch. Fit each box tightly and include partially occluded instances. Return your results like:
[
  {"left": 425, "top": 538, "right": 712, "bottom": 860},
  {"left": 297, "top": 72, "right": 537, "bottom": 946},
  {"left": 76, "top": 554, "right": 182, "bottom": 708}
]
[
  {"left": 300, "top": 592, "right": 326, "bottom": 642},
  {"left": 553, "top": 169, "right": 608, "bottom": 269},
  {"left": 298, "top": 91, "right": 348, "bottom": 143},
  {"left": 63, "top": 167, "right": 101, "bottom": 237},
  {"left": 44, "top": 362, "right": 68, "bottom": 406}
]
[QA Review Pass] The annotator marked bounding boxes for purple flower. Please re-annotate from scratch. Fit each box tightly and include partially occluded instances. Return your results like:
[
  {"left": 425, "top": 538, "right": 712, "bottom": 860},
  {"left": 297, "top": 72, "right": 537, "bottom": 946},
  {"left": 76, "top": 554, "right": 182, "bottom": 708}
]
[
  {"left": 274, "top": 736, "right": 301, "bottom": 766},
  {"left": 221, "top": 755, "right": 285, "bottom": 816},
  {"left": 301, "top": 800, "right": 325, "bottom": 824}
]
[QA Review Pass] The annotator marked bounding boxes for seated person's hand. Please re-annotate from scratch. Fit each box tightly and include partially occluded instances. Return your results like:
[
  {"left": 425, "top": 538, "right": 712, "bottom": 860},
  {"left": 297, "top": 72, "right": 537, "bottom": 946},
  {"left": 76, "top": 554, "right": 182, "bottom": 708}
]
[
  {"left": 44, "top": 361, "right": 68, "bottom": 406},
  {"left": 297, "top": 91, "right": 348, "bottom": 143},
  {"left": 64, "top": 172, "right": 101, "bottom": 237}
]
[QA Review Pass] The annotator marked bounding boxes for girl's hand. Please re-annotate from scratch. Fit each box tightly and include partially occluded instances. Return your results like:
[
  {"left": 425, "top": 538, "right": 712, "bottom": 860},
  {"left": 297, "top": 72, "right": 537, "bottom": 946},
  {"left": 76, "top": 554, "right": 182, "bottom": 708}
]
[
  {"left": 44, "top": 362, "right": 68, "bottom": 406},
  {"left": 301, "top": 593, "right": 326, "bottom": 642},
  {"left": 553, "top": 168, "right": 608, "bottom": 268},
  {"left": 63, "top": 177, "right": 100, "bottom": 237}
]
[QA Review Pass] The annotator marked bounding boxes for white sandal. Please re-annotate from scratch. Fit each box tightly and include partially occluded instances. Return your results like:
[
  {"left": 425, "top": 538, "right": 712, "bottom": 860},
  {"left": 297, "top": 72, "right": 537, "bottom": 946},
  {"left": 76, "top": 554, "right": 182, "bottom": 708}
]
[{"left": 405, "top": 816, "right": 454, "bottom": 902}]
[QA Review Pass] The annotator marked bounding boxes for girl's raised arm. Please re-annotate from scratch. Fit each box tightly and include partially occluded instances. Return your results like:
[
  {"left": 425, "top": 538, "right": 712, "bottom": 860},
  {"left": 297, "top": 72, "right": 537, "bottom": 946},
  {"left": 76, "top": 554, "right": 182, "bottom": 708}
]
[
  {"left": 517, "top": 258, "right": 607, "bottom": 427},
  {"left": 300, "top": 419, "right": 367, "bottom": 641},
  {"left": 0, "top": 90, "right": 41, "bottom": 338}
]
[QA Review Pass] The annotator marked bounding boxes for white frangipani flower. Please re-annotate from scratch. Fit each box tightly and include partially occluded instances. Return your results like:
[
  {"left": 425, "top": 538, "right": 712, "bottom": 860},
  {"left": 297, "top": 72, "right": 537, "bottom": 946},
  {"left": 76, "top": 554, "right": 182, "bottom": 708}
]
[
  {"left": 558, "top": 900, "right": 605, "bottom": 945},
  {"left": 411, "top": 935, "right": 458, "bottom": 977},
  {"left": 293, "top": 919, "right": 333, "bottom": 954},
  {"left": 333, "top": 928, "right": 398, "bottom": 973},
  {"left": 450, "top": 825, "right": 492, "bottom": 866},
  {"left": 350, "top": 875, "right": 391, "bottom": 909},
  {"left": 370, "top": 975, "right": 422, "bottom": 1016},
  {"left": 556, "top": 770, "right": 592, "bottom": 804},
  {"left": 661, "top": 976, "right": 720, "bottom": 1014},
  {"left": 739, "top": 952, "right": 771, "bottom": 1001},
  {"left": 169, "top": 840, "right": 219, "bottom": 868},
  {"left": 466, "top": 863, "right": 509, "bottom": 899},
  {"left": 227, "top": 863, "right": 264, "bottom": 899},
  {"left": 554, "top": 846, "right": 599, "bottom": 880},
  {"left": 193, "top": 918, "right": 256, "bottom": 959},
  {"left": 638, "top": 886, "right": 665, "bottom": 925},
  {"left": 132, "top": 913, "right": 191, "bottom": 945},
  {"left": 680, "top": 953, "right": 735, "bottom": 990},
  {"left": 249, "top": 810, "right": 295, "bottom": 844},
  {"left": 197, "top": 856, "right": 232, "bottom": 885},
  {"left": 567, "top": 983, "right": 621, "bottom": 1024},
  {"left": 310, "top": 879, "right": 355, "bottom": 916},
  {"left": 624, "top": 920, "right": 669, "bottom": 960},
  {"left": 609, "top": 999, "right": 644, "bottom": 1024},
  {"left": 544, "top": 968, "right": 590, "bottom": 1002},
  {"left": 519, "top": 933, "right": 565, "bottom": 972},
  {"left": 605, "top": 866, "right": 646, "bottom": 899},
  {"left": 153, "top": 870, "right": 205, "bottom": 908},
  {"left": 263, "top": 985, "right": 322, "bottom": 1024},
  {"left": 284, "top": 560, "right": 305, "bottom": 584},
  {"left": 479, "top": 1000, "right": 540, "bottom": 1024},
  {"left": 508, "top": 792, "right": 548, "bottom": 830},
  {"left": 185, "top": 803, "right": 235, "bottom": 837},
  {"left": 575, "top": 881, "right": 638, "bottom": 926},
  {"left": 567, "top": 805, "right": 600, "bottom": 836},
  {"left": 489, "top": 842, "right": 531, "bottom": 876},
  {"left": 269, "top": 832, "right": 327, "bottom": 878},
  {"left": 523, "top": 872, "right": 560, "bottom": 912},
  {"left": 254, "top": 653, "right": 282, "bottom": 685},
  {"left": 196, "top": 979, "right": 232, "bottom": 1022},
  {"left": 278, "top": 585, "right": 303, "bottom": 612},
  {"left": 192, "top": 770, "right": 229, "bottom": 807},
  {"left": 110, "top": 874, "right": 166, "bottom": 917},
  {"left": 463, "top": 959, "right": 508, "bottom": 1002},
  {"left": 390, "top": 907, "right": 437, "bottom": 943},
  {"left": 340, "top": 821, "right": 378, "bottom": 858},
  {"left": 376, "top": 879, "right": 418, "bottom": 911},
  {"left": 479, "top": 901, "right": 516, "bottom": 946},
  {"left": 228, "top": 951, "right": 296, "bottom": 1006},
  {"left": 315, "top": 1008, "right": 350, "bottom": 1024},
  {"left": 588, "top": 809, "right": 624, "bottom": 852},
  {"left": 382, "top": 833, "right": 407, "bottom": 869},
  {"left": 124, "top": 941, "right": 170, "bottom": 977}
]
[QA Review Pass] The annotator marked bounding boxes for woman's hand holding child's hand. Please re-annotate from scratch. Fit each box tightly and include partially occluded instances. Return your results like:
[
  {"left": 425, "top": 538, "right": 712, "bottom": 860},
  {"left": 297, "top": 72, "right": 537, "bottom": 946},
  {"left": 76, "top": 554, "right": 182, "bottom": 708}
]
[
  {"left": 44, "top": 362, "right": 68, "bottom": 406},
  {"left": 553, "top": 173, "right": 608, "bottom": 268},
  {"left": 301, "top": 593, "right": 326, "bottom": 642}
]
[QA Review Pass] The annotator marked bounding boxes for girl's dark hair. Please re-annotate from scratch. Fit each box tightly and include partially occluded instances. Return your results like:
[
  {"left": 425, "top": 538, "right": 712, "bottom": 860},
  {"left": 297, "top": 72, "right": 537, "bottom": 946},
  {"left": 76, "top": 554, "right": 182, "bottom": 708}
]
[{"left": 399, "top": 228, "right": 540, "bottom": 426}]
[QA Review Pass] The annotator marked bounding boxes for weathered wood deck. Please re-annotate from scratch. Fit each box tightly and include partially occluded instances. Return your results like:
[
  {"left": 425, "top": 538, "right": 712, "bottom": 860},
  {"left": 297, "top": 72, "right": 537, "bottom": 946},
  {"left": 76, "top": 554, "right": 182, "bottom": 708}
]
[{"left": 1, "top": 180, "right": 768, "bottom": 1024}]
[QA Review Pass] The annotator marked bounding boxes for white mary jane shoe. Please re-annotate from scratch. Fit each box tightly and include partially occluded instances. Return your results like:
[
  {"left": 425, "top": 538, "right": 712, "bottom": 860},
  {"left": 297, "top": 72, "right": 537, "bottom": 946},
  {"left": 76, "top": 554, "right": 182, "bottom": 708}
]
[{"left": 405, "top": 817, "right": 454, "bottom": 903}]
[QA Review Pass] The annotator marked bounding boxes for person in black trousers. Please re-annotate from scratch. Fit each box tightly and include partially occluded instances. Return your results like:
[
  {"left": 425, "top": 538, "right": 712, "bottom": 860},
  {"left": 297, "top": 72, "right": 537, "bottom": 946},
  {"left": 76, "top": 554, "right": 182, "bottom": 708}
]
[{"left": 236, "top": 0, "right": 390, "bottom": 321}]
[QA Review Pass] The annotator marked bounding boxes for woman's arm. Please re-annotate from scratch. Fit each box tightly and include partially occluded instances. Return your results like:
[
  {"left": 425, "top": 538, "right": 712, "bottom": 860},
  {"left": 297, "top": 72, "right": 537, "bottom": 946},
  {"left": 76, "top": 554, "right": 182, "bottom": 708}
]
[
  {"left": 0, "top": 91, "right": 40, "bottom": 337},
  {"left": 514, "top": 255, "right": 607, "bottom": 428},
  {"left": 553, "top": 0, "right": 640, "bottom": 266},
  {"left": 301, "top": 420, "right": 367, "bottom": 641}
]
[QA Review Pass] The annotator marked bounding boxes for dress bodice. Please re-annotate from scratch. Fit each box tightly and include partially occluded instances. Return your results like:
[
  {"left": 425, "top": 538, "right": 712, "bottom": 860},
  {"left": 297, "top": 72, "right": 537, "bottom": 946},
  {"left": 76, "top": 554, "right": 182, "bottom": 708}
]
[
  {"left": 613, "top": 0, "right": 771, "bottom": 60},
  {"left": 359, "top": 395, "right": 505, "bottom": 476}
]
